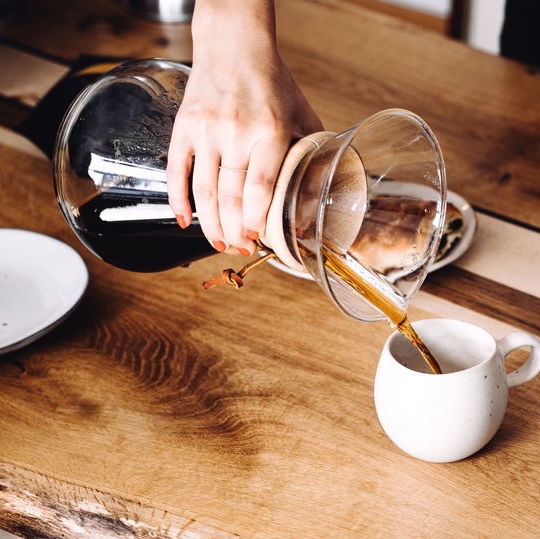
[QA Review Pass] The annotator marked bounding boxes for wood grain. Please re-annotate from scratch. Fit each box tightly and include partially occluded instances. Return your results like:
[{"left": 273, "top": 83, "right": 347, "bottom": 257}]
[
  {"left": 0, "top": 0, "right": 193, "bottom": 62},
  {"left": 0, "top": 0, "right": 538, "bottom": 226},
  {"left": 1, "top": 137, "right": 539, "bottom": 537},
  {"left": 0, "top": 462, "right": 232, "bottom": 539},
  {"left": 423, "top": 266, "right": 540, "bottom": 335},
  {"left": 1, "top": 1, "right": 540, "bottom": 536},
  {"left": 347, "top": 0, "right": 450, "bottom": 34},
  {"left": 275, "top": 0, "right": 540, "bottom": 228},
  {"left": 0, "top": 44, "right": 69, "bottom": 107}
]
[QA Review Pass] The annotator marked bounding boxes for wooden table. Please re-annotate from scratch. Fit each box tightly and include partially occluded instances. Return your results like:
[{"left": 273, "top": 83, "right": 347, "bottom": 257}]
[{"left": 1, "top": 1, "right": 539, "bottom": 537}]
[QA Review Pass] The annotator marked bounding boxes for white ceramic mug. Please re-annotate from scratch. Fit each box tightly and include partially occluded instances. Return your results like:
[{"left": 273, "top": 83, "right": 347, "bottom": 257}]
[{"left": 374, "top": 319, "right": 540, "bottom": 462}]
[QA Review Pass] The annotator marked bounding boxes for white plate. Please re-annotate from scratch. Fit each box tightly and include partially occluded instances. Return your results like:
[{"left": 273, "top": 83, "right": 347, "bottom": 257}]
[
  {"left": 0, "top": 229, "right": 88, "bottom": 355},
  {"left": 429, "top": 190, "right": 476, "bottom": 271},
  {"left": 266, "top": 190, "right": 477, "bottom": 280}
]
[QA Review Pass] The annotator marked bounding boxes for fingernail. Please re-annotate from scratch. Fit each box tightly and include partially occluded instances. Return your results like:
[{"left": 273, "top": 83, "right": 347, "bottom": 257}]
[
  {"left": 176, "top": 214, "right": 187, "bottom": 229},
  {"left": 238, "top": 248, "right": 251, "bottom": 257},
  {"left": 213, "top": 240, "right": 226, "bottom": 253},
  {"left": 246, "top": 229, "right": 259, "bottom": 241}
]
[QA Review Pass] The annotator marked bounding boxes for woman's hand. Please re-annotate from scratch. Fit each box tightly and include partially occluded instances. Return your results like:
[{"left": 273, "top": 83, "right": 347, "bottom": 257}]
[{"left": 167, "top": 0, "right": 322, "bottom": 255}]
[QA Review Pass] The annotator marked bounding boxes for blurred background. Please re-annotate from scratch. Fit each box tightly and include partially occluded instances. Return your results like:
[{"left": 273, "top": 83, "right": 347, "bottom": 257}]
[
  {"left": 0, "top": 0, "right": 524, "bottom": 58},
  {"left": 355, "top": 0, "right": 506, "bottom": 54}
]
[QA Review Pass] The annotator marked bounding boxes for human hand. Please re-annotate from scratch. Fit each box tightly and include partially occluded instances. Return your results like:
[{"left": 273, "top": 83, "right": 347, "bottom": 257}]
[{"left": 167, "top": 0, "right": 323, "bottom": 256}]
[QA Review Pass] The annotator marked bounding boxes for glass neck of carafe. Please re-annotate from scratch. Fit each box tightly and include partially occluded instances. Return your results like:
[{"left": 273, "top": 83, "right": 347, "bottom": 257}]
[{"left": 277, "top": 110, "right": 446, "bottom": 322}]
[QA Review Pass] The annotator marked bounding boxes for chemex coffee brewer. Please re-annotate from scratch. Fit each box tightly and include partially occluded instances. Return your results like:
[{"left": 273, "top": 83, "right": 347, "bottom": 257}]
[{"left": 54, "top": 59, "right": 447, "bottom": 372}]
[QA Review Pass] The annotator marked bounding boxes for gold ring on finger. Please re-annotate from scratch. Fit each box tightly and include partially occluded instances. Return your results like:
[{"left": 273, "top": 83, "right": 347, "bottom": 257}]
[{"left": 219, "top": 166, "right": 248, "bottom": 174}]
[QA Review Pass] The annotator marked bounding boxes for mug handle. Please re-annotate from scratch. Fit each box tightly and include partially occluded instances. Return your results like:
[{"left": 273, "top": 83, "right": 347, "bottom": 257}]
[{"left": 498, "top": 331, "right": 540, "bottom": 387}]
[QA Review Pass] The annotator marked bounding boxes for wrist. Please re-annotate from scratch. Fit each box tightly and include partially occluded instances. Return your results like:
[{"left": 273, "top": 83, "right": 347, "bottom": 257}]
[{"left": 191, "top": 0, "right": 278, "bottom": 61}]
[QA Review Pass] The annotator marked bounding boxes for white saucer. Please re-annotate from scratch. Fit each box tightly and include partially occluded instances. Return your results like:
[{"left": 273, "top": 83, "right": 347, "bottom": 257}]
[
  {"left": 0, "top": 229, "right": 89, "bottom": 355},
  {"left": 266, "top": 190, "right": 477, "bottom": 280},
  {"left": 429, "top": 190, "right": 476, "bottom": 271}
]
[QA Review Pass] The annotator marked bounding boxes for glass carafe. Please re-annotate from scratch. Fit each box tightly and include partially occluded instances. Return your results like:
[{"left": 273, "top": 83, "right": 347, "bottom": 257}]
[{"left": 54, "top": 59, "right": 446, "bottom": 322}]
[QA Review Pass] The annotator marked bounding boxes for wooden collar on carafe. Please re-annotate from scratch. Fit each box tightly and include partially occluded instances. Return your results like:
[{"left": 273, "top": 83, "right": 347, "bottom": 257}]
[{"left": 261, "top": 131, "right": 337, "bottom": 270}]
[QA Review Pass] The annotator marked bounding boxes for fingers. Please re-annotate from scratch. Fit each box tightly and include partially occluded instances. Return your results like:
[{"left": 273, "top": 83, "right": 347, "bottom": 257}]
[
  {"left": 191, "top": 151, "right": 225, "bottom": 252},
  {"left": 167, "top": 125, "right": 292, "bottom": 257},
  {"left": 167, "top": 127, "right": 193, "bottom": 229},
  {"left": 170, "top": 139, "right": 288, "bottom": 256},
  {"left": 217, "top": 162, "right": 252, "bottom": 255},
  {"left": 242, "top": 136, "right": 289, "bottom": 240}
]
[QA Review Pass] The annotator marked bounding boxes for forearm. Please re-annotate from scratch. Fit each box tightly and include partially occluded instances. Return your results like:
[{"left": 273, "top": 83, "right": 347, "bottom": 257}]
[{"left": 191, "top": 0, "right": 278, "bottom": 62}]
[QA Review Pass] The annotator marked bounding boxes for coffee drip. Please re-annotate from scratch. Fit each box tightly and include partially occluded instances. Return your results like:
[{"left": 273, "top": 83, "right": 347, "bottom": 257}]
[{"left": 54, "top": 59, "right": 447, "bottom": 366}]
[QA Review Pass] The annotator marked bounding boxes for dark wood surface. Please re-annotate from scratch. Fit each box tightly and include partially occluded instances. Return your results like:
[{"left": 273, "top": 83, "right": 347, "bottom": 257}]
[
  {"left": 2, "top": 0, "right": 539, "bottom": 228},
  {"left": 0, "top": 1, "right": 539, "bottom": 537}
]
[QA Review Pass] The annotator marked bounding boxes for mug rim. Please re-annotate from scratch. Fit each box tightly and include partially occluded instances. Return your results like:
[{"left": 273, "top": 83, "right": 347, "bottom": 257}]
[{"left": 385, "top": 318, "right": 498, "bottom": 377}]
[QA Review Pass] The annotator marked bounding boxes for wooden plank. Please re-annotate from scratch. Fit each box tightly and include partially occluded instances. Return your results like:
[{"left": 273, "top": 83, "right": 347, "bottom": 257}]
[
  {"left": 0, "top": 138, "right": 539, "bottom": 537},
  {"left": 0, "top": 126, "right": 47, "bottom": 159},
  {"left": 0, "top": 463, "right": 234, "bottom": 538},
  {"left": 1, "top": 1, "right": 539, "bottom": 535},
  {"left": 475, "top": 206, "right": 540, "bottom": 234},
  {"left": 274, "top": 0, "right": 540, "bottom": 228},
  {"left": 0, "top": 0, "right": 538, "bottom": 227},
  {"left": 0, "top": 0, "right": 193, "bottom": 62},
  {"left": 454, "top": 212, "right": 540, "bottom": 298},
  {"left": 423, "top": 266, "right": 540, "bottom": 335},
  {"left": 0, "top": 44, "right": 68, "bottom": 107},
  {"left": 413, "top": 290, "right": 523, "bottom": 340},
  {"left": 0, "top": 35, "right": 71, "bottom": 65},
  {"left": 346, "top": 0, "right": 450, "bottom": 33}
]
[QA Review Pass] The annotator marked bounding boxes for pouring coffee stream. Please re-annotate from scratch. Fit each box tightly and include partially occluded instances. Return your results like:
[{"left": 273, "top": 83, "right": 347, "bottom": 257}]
[
  {"left": 322, "top": 248, "right": 443, "bottom": 374},
  {"left": 53, "top": 59, "right": 446, "bottom": 374}
]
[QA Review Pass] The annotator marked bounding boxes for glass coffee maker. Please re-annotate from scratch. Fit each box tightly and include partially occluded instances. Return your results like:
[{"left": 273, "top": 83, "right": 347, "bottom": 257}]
[{"left": 54, "top": 59, "right": 446, "bottom": 324}]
